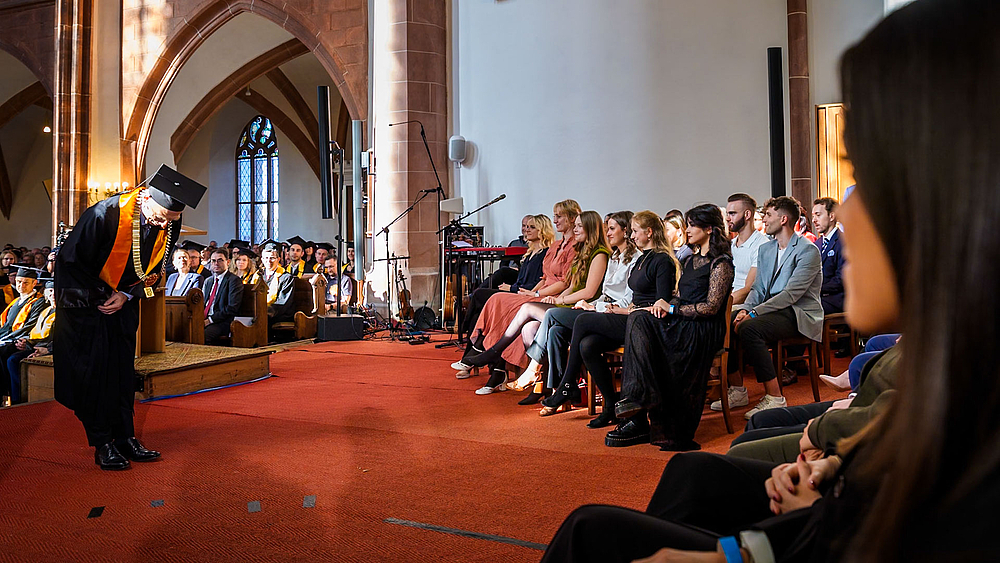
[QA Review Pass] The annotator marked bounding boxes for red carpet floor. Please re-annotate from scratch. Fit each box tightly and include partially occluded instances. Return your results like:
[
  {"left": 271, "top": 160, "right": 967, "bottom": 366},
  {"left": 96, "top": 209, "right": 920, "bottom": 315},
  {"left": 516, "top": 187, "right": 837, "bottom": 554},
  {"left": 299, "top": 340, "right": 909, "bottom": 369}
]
[{"left": 0, "top": 337, "right": 847, "bottom": 562}]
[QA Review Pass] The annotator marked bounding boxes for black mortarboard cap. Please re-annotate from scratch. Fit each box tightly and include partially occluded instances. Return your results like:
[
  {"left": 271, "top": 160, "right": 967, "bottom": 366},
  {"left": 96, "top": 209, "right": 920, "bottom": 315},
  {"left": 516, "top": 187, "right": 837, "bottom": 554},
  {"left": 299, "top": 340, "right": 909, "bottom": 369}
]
[
  {"left": 228, "top": 239, "right": 251, "bottom": 250},
  {"left": 285, "top": 236, "right": 307, "bottom": 249},
  {"left": 177, "top": 240, "right": 207, "bottom": 252},
  {"left": 315, "top": 242, "right": 334, "bottom": 252},
  {"left": 148, "top": 164, "right": 207, "bottom": 212},
  {"left": 238, "top": 248, "right": 258, "bottom": 260},
  {"left": 261, "top": 239, "right": 285, "bottom": 253},
  {"left": 15, "top": 266, "right": 40, "bottom": 279}
]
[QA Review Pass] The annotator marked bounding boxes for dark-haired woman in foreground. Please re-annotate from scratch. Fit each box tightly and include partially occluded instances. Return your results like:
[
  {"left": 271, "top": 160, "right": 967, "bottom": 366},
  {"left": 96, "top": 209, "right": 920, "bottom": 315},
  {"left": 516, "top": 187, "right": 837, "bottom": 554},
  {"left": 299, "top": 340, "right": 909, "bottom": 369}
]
[
  {"left": 610, "top": 204, "right": 733, "bottom": 451},
  {"left": 540, "top": 1, "right": 1000, "bottom": 561}
]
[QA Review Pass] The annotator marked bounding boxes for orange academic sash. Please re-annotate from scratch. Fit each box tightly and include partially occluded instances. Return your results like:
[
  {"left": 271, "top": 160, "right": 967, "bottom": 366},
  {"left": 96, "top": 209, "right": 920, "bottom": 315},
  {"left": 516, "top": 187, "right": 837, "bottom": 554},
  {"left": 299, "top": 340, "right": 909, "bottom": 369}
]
[
  {"left": 98, "top": 190, "right": 168, "bottom": 290},
  {"left": 0, "top": 295, "right": 41, "bottom": 332}
]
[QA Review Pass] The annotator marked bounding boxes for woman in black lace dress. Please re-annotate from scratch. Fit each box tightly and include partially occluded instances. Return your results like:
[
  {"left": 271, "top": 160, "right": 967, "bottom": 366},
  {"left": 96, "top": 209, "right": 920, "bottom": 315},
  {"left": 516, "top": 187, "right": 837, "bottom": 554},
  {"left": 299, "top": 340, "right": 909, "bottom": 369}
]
[{"left": 613, "top": 204, "right": 735, "bottom": 451}]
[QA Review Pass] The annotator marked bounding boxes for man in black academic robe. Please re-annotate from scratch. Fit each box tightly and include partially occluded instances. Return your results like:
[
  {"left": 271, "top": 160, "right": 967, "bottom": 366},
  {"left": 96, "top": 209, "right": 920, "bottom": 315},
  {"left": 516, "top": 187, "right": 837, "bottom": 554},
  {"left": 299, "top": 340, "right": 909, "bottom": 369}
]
[{"left": 54, "top": 165, "right": 205, "bottom": 471}]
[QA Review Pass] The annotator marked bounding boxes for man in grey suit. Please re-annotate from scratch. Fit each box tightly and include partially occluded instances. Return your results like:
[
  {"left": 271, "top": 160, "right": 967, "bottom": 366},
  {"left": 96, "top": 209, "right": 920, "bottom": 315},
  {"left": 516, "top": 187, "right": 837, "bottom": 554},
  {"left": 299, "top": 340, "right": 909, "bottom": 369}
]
[{"left": 727, "top": 196, "right": 823, "bottom": 419}]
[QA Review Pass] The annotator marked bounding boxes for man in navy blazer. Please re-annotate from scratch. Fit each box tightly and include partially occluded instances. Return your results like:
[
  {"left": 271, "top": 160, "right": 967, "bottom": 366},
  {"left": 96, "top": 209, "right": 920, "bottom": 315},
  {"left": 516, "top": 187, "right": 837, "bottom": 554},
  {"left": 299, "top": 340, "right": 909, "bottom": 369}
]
[
  {"left": 202, "top": 248, "right": 244, "bottom": 345},
  {"left": 812, "top": 197, "right": 846, "bottom": 313}
]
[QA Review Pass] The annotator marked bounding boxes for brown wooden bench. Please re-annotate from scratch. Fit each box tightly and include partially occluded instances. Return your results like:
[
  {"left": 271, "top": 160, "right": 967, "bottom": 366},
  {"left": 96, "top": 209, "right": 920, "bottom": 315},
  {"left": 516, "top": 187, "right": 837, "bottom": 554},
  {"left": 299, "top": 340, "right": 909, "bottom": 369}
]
[
  {"left": 270, "top": 275, "right": 325, "bottom": 340},
  {"left": 230, "top": 282, "right": 268, "bottom": 348},
  {"left": 164, "top": 287, "right": 205, "bottom": 344}
]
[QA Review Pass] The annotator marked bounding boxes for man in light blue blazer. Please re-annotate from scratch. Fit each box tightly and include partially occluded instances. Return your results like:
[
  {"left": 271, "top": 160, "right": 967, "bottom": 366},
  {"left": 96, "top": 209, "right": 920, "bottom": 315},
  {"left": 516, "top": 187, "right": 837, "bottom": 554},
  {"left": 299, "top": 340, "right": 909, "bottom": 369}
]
[{"left": 728, "top": 196, "right": 823, "bottom": 419}]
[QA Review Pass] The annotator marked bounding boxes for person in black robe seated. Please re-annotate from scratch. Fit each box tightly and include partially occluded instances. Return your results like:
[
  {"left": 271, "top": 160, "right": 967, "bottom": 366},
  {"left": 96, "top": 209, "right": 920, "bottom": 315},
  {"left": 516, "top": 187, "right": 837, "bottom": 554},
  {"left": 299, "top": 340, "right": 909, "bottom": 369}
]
[
  {"left": 285, "top": 236, "right": 308, "bottom": 278},
  {"left": 0, "top": 267, "right": 48, "bottom": 346},
  {"left": 4, "top": 279, "right": 55, "bottom": 405},
  {"left": 202, "top": 248, "right": 244, "bottom": 345},
  {"left": 312, "top": 242, "right": 333, "bottom": 274},
  {"left": 53, "top": 165, "right": 205, "bottom": 471},
  {"left": 260, "top": 243, "right": 295, "bottom": 331}
]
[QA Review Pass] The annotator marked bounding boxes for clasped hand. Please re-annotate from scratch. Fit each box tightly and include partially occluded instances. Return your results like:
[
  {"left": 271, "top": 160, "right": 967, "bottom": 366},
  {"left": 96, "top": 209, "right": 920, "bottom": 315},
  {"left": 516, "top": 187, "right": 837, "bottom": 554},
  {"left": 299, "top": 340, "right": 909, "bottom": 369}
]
[
  {"left": 764, "top": 455, "right": 841, "bottom": 515},
  {"left": 97, "top": 291, "right": 128, "bottom": 314}
]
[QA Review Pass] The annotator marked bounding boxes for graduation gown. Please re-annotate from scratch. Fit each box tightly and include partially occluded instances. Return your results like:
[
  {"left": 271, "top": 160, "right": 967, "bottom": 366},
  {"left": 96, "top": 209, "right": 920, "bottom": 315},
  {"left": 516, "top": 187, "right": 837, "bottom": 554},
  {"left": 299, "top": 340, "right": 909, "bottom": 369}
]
[
  {"left": 53, "top": 191, "right": 180, "bottom": 443},
  {"left": 0, "top": 292, "right": 47, "bottom": 343},
  {"left": 262, "top": 268, "right": 295, "bottom": 323}
]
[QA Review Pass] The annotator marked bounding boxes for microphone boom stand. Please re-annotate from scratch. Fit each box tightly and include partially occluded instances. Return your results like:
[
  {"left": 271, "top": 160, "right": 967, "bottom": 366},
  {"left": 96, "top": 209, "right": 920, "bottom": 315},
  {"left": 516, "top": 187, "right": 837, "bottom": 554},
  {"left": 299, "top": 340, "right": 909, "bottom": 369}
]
[{"left": 377, "top": 189, "right": 433, "bottom": 341}]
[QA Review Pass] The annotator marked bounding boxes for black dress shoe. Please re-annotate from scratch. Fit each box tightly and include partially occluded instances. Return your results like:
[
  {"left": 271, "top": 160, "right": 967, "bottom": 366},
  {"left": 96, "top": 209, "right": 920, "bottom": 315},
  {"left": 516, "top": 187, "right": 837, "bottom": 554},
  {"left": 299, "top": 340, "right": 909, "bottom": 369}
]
[
  {"left": 518, "top": 388, "right": 549, "bottom": 405},
  {"left": 114, "top": 437, "right": 161, "bottom": 462},
  {"left": 587, "top": 411, "right": 618, "bottom": 429},
  {"left": 605, "top": 418, "right": 650, "bottom": 447},
  {"left": 541, "top": 383, "right": 580, "bottom": 408},
  {"left": 95, "top": 443, "right": 131, "bottom": 471},
  {"left": 779, "top": 368, "right": 799, "bottom": 387},
  {"left": 613, "top": 398, "right": 644, "bottom": 419}
]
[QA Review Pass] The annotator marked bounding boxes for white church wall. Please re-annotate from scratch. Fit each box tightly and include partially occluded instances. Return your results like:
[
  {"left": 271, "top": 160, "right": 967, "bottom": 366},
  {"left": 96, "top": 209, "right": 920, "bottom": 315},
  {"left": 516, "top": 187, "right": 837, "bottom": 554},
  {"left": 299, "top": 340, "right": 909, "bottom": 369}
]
[
  {"left": 450, "top": 0, "right": 790, "bottom": 245},
  {"left": 809, "top": 0, "right": 884, "bottom": 107}
]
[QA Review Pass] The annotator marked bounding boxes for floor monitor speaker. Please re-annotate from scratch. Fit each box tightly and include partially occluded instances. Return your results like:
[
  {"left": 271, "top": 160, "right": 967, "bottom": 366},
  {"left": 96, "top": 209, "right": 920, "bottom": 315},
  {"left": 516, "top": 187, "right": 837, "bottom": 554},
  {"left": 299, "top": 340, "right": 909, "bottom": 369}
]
[{"left": 317, "top": 315, "right": 366, "bottom": 341}]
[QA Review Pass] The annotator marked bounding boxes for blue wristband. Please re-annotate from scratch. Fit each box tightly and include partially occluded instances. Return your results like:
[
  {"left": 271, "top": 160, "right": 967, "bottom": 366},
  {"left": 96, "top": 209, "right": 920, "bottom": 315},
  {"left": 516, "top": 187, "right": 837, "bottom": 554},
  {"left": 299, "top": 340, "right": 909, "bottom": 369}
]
[{"left": 719, "top": 536, "right": 743, "bottom": 563}]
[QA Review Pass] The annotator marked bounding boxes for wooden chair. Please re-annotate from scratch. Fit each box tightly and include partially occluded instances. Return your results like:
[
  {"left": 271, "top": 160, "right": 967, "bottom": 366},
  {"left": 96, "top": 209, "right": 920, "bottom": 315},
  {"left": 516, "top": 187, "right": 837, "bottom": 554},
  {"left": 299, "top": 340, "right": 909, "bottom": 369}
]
[
  {"left": 230, "top": 282, "right": 268, "bottom": 348},
  {"left": 706, "top": 295, "right": 735, "bottom": 433},
  {"left": 164, "top": 287, "right": 205, "bottom": 344},
  {"left": 271, "top": 275, "right": 325, "bottom": 340},
  {"left": 773, "top": 336, "right": 821, "bottom": 402},
  {"left": 821, "top": 313, "right": 859, "bottom": 372}
]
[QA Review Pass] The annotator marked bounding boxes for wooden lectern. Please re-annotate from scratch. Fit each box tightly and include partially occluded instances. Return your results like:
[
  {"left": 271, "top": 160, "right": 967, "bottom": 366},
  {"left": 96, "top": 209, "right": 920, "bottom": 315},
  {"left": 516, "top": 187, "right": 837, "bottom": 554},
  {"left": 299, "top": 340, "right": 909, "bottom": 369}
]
[{"left": 136, "top": 287, "right": 167, "bottom": 357}]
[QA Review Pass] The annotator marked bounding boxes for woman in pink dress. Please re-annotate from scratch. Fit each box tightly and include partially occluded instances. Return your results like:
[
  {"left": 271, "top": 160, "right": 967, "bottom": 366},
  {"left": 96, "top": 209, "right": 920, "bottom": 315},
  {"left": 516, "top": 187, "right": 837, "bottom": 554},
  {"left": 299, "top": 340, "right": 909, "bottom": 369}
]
[{"left": 464, "top": 200, "right": 580, "bottom": 385}]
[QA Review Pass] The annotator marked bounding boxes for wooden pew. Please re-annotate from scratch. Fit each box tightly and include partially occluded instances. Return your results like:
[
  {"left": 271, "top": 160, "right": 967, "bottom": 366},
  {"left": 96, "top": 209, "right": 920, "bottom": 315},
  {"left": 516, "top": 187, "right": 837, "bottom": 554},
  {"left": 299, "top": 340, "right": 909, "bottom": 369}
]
[
  {"left": 164, "top": 287, "right": 205, "bottom": 344},
  {"left": 230, "top": 282, "right": 268, "bottom": 348},
  {"left": 271, "top": 275, "right": 325, "bottom": 340}
]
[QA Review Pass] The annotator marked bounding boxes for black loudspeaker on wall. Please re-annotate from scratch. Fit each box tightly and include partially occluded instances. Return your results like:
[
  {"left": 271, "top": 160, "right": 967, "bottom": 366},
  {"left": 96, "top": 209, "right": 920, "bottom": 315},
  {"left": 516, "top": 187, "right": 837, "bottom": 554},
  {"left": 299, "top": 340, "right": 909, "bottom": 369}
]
[
  {"left": 317, "top": 315, "right": 366, "bottom": 341},
  {"left": 767, "top": 46, "right": 787, "bottom": 198}
]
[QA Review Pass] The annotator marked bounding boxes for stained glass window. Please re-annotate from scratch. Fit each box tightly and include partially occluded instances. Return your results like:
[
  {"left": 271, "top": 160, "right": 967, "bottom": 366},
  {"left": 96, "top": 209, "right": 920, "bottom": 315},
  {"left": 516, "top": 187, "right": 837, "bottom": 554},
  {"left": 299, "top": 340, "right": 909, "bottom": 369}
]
[{"left": 235, "top": 116, "right": 279, "bottom": 244}]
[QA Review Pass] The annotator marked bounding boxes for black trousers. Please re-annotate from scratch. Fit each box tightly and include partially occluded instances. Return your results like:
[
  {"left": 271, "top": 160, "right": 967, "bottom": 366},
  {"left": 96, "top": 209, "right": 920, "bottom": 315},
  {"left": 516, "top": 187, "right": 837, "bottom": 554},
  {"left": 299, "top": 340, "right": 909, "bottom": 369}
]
[
  {"left": 727, "top": 308, "right": 800, "bottom": 383},
  {"left": 541, "top": 452, "right": 777, "bottom": 562},
  {"left": 204, "top": 321, "right": 230, "bottom": 345},
  {"left": 551, "top": 313, "right": 628, "bottom": 403},
  {"left": 0, "top": 342, "right": 18, "bottom": 395},
  {"left": 730, "top": 401, "right": 834, "bottom": 448}
]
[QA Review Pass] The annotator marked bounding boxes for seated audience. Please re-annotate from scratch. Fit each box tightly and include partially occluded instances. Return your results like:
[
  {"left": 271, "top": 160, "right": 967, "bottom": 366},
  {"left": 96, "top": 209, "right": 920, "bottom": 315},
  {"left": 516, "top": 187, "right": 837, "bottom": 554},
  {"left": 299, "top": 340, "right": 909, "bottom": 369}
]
[
  {"left": 0, "top": 268, "right": 47, "bottom": 346},
  {"left": 726, "top": 338, "right": 899, "bottom": 464},
  {"left": 231, "top": 248, "right": 260, "bottom": 285},
  {"left": 812, "top": 196, "right": 846, "bottom": 314},
  {"left": 722, "top": 196, "right": 823, "bottom": 419},
  {"left": 611, "top": 204, "right": 734, "bottom": 450},
  {"left": 180, "top": 241, "right": 209, "bottom": 279},
  {"left": 260, "top": 243, "right": 295, "bottom": 329},
  {"left": 302, "top": 240, "right": 317, "bottom": 272},
  {"left": 726, "top": 193, "right": 768, "bottom": 306},
  {"left": 453, "top": 214, "right": 553, "bottom": 377},
  {"left": 164, "top": 248, "right": 204, "bottom": 296},
  {"left": 285, "top": 236, "right": 309, "bottom": 278},
  {"left": 342, "top": 246, "right": 356, "bottom": 278},
  {"left": 312, "top": 243, "right": 333, "bottom": 274},
  {"left": 3, "top": 279, "right": 55, "bottom": 405},
  {"left": 202, "top": 248, "right": 244, "bottom": 345},
  {"left": 464, "top": 210, "right": 610, "bottom": 394},
  {"left": 541, "top": 5, "right": 1000, "bottom": 560},
  {"left": 663, "top": 209, "right": 693, "bottom": 262},
  {"left": 460, "top": 199, "right": 580, "bottom": 399},
  {"left": 313, "top": 257, "right": 354, "bottom": 312},
  {"left": 510, "top": 211, "right": 638, "bottom": 395},
  {"left": 536, "top": 211, "right": 677, "bottom": 424},
  {"left": 794, "top": 207, "right": 816, "bottom": 243}
]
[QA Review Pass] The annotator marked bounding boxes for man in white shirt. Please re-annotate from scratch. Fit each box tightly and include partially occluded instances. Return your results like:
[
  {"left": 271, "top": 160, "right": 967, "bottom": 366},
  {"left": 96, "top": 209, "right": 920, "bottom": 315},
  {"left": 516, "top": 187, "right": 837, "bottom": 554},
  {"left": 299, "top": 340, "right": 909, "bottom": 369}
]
[{"left": 726, "top": 193, "right": 769, "bottom": 305}]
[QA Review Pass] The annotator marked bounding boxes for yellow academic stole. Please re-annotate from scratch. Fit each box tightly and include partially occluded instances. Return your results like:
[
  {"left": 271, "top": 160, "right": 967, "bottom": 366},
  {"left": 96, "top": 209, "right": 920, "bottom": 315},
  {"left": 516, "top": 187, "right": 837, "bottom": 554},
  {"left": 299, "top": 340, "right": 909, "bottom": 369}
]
[
  {"left": 1, "top": 295, "right": 42, "bottom": 331},
  {"left": 29, "top": 306, "right": 54, "bottom": 339}
]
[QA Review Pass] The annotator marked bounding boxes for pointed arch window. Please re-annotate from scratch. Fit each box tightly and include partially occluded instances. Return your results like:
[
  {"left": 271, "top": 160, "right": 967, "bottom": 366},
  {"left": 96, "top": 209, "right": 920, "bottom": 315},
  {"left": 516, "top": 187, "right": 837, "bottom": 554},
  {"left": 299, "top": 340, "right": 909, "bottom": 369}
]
[{"left": 236, "top": 115, "right": 279, "bottom": 243}]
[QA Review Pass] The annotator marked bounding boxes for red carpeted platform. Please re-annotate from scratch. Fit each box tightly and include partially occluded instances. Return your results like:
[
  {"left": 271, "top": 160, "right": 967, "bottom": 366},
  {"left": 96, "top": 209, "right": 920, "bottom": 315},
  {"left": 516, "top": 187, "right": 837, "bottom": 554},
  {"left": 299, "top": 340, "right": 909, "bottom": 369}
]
[{"left": 0, "top": 337, "right": 847, "bottom": 562}]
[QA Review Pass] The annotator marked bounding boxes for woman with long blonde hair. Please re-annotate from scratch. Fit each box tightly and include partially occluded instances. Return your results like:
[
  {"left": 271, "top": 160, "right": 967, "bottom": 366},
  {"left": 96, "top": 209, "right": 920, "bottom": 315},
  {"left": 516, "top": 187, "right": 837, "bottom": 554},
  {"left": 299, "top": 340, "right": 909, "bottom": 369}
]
[
  {"left": 453, "top": 214, "right": 555, "bottom": 375},
  {"left": 465, "top": 211, "right": 610, "bottom": 395}
]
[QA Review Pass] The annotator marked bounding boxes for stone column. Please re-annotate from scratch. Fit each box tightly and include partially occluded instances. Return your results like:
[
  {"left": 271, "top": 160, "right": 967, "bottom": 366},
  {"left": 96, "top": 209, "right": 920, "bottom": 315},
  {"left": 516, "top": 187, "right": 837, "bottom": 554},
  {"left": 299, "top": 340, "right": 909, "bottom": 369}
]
[
  {"left": 52, "top": 0, "right": 92, "bottom": 236},
  {"left": 787, "top": 0, "right": 812, "bottom": 206},
  {"left": 372, "top": 0, "right": 448, "bottom": 310}
]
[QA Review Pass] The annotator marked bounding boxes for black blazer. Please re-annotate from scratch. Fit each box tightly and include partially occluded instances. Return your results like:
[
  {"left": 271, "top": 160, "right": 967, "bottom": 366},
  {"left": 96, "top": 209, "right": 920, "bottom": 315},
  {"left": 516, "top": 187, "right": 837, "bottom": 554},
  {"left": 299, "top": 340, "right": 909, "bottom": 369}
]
[{"left": 203, "top": 271, "right": 244, "bottom": 327}]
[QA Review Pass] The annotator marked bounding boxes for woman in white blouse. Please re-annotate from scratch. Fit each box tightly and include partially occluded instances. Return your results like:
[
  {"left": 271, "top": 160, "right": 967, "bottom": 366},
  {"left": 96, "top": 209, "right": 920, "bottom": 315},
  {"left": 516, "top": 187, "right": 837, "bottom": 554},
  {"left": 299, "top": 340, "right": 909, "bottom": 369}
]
[{"left": 508, "top": 211, "right": 641, "bottom": 399}]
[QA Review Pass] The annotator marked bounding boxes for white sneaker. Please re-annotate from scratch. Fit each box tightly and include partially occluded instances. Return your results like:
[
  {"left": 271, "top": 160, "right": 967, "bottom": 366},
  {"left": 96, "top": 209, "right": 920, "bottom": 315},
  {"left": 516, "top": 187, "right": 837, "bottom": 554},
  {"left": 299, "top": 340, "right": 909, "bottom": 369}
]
[
  {"left": 710, "top": 386, "right": 748, "bottom": 411},
  {"left": 452, "top": 360, "right": 473, "bottom": 371},
  {"left": 744, "top": 395, "right": 787, "bottom": 420}
]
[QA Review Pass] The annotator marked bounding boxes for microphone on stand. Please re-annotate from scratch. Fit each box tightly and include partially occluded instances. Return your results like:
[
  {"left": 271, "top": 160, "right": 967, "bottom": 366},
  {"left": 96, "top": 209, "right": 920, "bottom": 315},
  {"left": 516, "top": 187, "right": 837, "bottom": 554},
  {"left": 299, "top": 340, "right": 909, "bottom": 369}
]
[
  {"left": 489, "top": 193, "right": 507, "bottom": 205},
  {"left": 388, "top": 120, "right": 424, "bottom": 127}
]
